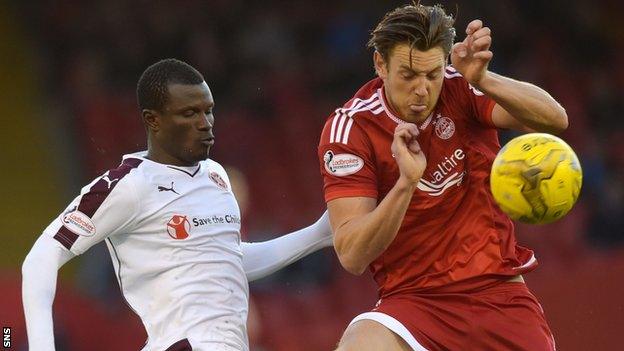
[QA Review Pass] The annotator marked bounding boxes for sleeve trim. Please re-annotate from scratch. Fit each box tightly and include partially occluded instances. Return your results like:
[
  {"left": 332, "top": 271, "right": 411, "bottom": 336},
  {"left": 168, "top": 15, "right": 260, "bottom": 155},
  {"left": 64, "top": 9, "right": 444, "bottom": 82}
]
[
  {"left": 482, "top": 99, "right": 497, "bottom": 128},
  {"left": 325, "top": 189, "right": 378, "bottom": 202}
]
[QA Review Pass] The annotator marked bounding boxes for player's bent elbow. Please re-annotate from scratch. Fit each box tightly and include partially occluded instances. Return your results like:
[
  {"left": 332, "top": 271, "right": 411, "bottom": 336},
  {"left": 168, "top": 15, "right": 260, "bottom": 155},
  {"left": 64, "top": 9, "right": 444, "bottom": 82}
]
[
  {"left": 551, "top": 106, "right": 569, "bottom": 134},
  {"left": 336, "top": 253, "right": 368, "bottom": 276},
  {"left": 333, "top": 238, "right": 367, "bottom": 275},
  {"left": 21, "top": 249, "right": 41, "bottom": 283}
]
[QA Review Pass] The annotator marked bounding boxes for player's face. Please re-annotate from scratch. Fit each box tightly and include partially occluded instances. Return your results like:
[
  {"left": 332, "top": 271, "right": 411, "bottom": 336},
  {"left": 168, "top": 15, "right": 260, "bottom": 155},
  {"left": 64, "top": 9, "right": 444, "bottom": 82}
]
[
  {"left": 154, "top": 82, "right": 215, "bottom": 166},
  {"left": 375, "top": 44, "right": 446, "bottom": 123}
]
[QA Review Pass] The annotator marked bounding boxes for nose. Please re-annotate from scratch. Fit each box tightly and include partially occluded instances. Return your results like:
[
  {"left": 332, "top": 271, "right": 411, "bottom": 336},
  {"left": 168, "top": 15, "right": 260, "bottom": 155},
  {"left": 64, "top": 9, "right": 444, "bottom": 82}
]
[
  {"left": 413, "top": 76, "right": 428, "bottom": 98},
  {"left": 198, "top": 113, "right": 214, "bottom": 131}
]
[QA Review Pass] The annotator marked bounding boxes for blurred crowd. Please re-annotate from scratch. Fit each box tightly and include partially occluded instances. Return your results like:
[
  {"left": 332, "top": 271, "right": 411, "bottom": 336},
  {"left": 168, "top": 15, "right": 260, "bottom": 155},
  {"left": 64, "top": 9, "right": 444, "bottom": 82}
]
[{"left": 10, "top": 0, "right": 624, "bottom": 350}]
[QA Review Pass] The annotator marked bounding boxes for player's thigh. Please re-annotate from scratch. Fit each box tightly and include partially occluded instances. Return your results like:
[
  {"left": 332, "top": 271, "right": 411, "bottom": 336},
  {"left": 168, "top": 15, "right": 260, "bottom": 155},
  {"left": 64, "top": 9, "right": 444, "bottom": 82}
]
[{"left": 336, "top": 319, "right": 412, "bottom": 351}]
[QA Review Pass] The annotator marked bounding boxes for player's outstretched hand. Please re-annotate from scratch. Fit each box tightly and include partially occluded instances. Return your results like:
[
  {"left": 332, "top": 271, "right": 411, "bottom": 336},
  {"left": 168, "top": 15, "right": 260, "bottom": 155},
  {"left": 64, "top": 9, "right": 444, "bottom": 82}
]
[
  {"left": 391, "top": 123, "right": 426, "bottom": 184},
  {"left": 451, "top": 19, "right": 493, "bottom": 86}
]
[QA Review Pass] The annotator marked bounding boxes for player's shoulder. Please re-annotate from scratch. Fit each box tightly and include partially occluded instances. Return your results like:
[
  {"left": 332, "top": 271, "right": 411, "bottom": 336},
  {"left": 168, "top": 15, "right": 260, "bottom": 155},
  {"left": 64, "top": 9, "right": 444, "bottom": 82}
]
[
  {"left": 321, "top": 78, "right": 386, "bottom": 144},
  {"left": 327, "top": 78, "right": 384, "bottom": 121},
  {"left": 202, "top": 158, "right": 228, "bottom": 179},
  {"left": 84, "top": 155, "right": 143, "bottom": 191},
  {"left": 201, "top": 158, "right": 226, "bottom": 174},
  {"left": 443, "top": 66, "right": 487, "bottom": 96},
  {"left": 201, "top": 158, "right": 232, "bottom": 184},
  {"left": 443, "top": 65, "right": 469, "bottom": 87},
  {"left": 74, "top": 155, "right": 144, "bottom": 214}
]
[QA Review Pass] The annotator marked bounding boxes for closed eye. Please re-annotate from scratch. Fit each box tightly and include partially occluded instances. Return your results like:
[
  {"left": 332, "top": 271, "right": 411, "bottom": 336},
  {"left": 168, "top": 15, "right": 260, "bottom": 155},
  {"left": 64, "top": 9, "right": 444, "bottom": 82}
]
[{"left": 183, "top": 109, "right": 196, "bottom": 117}]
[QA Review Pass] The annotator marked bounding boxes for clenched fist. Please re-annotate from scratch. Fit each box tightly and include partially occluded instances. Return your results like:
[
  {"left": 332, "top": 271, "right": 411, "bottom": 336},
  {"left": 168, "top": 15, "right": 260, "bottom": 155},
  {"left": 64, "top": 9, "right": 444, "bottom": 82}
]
[{"left": 391, "top": 123, "right": 427, "bottom": 184}]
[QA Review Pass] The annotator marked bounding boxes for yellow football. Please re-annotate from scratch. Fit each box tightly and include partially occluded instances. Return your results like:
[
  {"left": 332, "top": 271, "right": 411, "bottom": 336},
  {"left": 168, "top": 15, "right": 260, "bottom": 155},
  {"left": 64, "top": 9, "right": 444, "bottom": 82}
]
[{"left": 490, "top": 133, "right": 582, "bottom": 224}]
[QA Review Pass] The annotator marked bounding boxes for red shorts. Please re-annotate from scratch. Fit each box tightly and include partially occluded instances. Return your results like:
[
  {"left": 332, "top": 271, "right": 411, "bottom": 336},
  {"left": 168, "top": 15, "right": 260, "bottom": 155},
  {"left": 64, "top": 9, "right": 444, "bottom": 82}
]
[{"left": 350, "top": 281, "right": 555, "bottom": 351}]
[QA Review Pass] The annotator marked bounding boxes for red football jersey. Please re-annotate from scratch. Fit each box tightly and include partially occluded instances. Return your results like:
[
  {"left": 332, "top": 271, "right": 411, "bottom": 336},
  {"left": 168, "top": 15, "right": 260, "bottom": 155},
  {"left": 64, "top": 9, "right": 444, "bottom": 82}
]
[{"left": 319, "top": 67, "right": 537, "bottom": 297}]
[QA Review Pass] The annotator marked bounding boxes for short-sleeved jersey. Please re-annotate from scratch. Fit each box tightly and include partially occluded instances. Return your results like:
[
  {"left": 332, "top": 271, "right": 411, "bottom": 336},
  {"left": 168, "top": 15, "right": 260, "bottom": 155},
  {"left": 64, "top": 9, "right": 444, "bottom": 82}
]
[
  {"left": 318, "top": 67, "right": 537, "bottom": 297},
  {"left": 44, "top": 152, "right": 249, "bottom": 351}
]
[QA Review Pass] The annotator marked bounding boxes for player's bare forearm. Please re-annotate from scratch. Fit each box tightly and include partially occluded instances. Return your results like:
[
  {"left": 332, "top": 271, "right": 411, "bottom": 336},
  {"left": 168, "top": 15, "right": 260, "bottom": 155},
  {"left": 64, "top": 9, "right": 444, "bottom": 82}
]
[
  {"left": 477, "top": 71, "right": 568, "bottom": 134},
  {"left": 329, "top": 177, "right": 417, "bottom": 275}
]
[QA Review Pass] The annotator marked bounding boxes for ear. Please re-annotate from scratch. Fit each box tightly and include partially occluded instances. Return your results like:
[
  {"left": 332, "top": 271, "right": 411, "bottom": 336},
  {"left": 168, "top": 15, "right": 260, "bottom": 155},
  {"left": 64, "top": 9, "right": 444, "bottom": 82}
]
[
  {"left": 373, "top": 51, "right": 389, "bottom": 80},
  {"left": 142, "top": 109, "right": 160, "bottom": 132}
]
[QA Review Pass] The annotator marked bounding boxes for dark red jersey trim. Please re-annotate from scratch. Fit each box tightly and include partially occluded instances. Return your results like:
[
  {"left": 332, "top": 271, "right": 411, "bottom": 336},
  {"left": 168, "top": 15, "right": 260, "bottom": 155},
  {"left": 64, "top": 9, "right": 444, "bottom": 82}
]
[
  {"left": 53, "top": 158, "right": 142, "bottom": 250},
  {"left": 165, "top": 338, "right": 192, "bottom": 351}
]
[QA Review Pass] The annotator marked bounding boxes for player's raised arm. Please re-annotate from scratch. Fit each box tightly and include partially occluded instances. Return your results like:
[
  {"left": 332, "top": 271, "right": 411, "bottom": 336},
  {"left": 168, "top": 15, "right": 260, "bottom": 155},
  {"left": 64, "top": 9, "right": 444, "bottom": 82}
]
[
  {"left": 329, "top": 124, "right": 426, "bottom": 275},
  {"left": 451, "top": 19, "right": 568, "bottom": 134},
  {"left": 241, "top": 211, "right": 333, "bottom": 282}
]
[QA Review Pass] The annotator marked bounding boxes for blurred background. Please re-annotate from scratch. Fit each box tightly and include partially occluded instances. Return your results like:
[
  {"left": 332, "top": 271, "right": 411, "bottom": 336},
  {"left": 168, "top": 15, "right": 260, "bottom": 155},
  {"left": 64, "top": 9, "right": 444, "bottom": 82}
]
[{"left": 1, "top": 0, "right": 623, "bottom": 350}]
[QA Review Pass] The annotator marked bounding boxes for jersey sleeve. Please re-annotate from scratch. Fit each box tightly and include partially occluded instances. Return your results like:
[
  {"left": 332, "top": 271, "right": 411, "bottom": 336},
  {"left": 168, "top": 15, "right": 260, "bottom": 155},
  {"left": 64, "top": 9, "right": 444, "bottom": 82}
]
[
  {"left": 318, "top": 113, "right": 378, "bottom": 202},
  {"left": 43, "top": 172, "right": 139, "bottom": 255},
  {"left": 446, "top": 66, "right": 496, "bottom": 128}
]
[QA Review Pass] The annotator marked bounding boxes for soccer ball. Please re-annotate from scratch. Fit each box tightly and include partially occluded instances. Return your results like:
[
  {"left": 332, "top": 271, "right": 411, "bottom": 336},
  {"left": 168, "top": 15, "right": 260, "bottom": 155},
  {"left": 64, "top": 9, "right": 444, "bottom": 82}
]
[{"left": 490, "top": 133, "right": 582, "bottom": 224}]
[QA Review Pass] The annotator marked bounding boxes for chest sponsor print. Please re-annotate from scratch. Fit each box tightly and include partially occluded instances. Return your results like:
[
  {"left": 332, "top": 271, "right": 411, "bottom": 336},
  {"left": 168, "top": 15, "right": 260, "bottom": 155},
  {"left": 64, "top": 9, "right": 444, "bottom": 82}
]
[
  {"left": 417, "top": 148, "right": 466, "bottom": 196},
  {"left": 166, "top": 215, "right": 190, "bottom": 240},
  {"left": 166, "top": 213, "right": 241, "bottom": 239}
]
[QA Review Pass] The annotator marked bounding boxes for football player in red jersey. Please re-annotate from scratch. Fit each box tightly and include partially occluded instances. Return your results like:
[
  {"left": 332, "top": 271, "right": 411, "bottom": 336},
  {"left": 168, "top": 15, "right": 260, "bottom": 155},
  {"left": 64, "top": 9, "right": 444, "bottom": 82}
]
[{"left": 319, "top": 4, "right": 567, "bottom": 351}]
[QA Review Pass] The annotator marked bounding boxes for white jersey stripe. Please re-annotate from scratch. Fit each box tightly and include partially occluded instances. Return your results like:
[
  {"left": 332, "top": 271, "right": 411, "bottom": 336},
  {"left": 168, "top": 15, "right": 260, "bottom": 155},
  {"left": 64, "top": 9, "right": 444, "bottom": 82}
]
[
  {"left": 347, "top": 98, "right": 380, "bottom": 117},
  {"left": 330, "top": 91, "right": 383, "bottom": 145},
  {"left": 341, "top": 118, "right": 354, "bottom": 144},
  {"left": 340, "top": 95, "right": 374, "bottom": 115},
  {"left": 444, "top": 72, "right": 463, "bottom": 79},
  {"left": 334, "top": 114, "right": 348, "bottom": 143},
  {"left": 340, "top": 94, "right": 378, "bottom": 114},
  {"left": 329, "top": 111, "right": 339, "bottom": 143},
  {"left": 338, "top": 97, "right": 382, "bottom": 144},
  {"left": 372, "top": 106, "right": 385, "bottom": 115},
  {"left": 331, "top": 95, "right": 376, "bottom": 143}
]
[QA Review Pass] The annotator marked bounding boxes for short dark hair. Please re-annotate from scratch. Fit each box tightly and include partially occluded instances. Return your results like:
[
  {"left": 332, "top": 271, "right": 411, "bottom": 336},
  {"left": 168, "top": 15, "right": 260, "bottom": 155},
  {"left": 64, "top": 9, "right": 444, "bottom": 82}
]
[
  {"left": 368, "top": 3, "right": 456, "bottom": 61},
  {"left": 136, "top": 58, "right": 205, "bottom": 111}
]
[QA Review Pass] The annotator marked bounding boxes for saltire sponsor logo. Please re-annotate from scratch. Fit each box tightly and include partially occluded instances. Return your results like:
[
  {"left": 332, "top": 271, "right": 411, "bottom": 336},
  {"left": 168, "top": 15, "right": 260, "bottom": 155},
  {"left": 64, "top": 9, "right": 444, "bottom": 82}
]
[
  {"left": 324, "top": 150, "right": 364, "bottom": 176},
  {"left": 166, "top": 215, "right": 190, "bottom": 240},
  {"left": 416, "top": 148, "right": 466, "bottom": 196},
  {"left": 62, "top": 207, "right": 96, "bottom": 237},
  {"left": 417, "top": 172, "right": 465, "bottom": 196}
]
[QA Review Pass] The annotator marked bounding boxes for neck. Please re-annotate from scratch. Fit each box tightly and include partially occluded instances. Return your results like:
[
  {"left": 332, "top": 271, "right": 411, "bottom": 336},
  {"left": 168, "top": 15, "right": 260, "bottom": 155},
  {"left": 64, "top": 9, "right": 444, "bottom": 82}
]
[{"left": 146, "top": 138, "right": 198, "bottom": 167}]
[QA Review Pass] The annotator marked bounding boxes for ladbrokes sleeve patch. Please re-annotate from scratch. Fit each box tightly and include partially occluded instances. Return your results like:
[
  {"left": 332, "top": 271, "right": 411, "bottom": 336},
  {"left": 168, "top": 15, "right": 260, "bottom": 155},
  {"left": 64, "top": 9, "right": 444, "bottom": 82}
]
[
  {"left": 323, "top": 150, "right": 364, "bottom": 176},
  {"left": 62, "top": 208, "right": 96, "bottom": 237}
]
